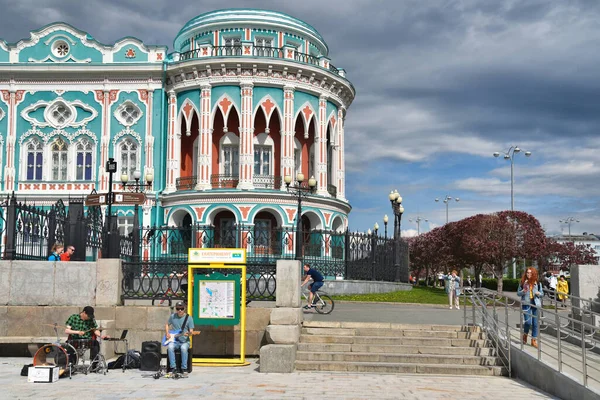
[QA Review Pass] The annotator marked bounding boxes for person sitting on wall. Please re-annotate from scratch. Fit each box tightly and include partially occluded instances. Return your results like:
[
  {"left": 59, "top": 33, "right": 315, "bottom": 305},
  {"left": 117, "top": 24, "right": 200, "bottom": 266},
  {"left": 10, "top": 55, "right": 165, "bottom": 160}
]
[{"left": 65, "top": 306, "right": 109, "bottom": 363}]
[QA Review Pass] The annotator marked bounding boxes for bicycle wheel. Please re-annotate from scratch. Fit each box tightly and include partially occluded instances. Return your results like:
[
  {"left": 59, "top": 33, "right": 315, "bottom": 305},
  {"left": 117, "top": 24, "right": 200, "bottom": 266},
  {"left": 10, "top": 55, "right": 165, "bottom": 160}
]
[{"left": 314, "top": 294, "right": 334, "bottom": 314}]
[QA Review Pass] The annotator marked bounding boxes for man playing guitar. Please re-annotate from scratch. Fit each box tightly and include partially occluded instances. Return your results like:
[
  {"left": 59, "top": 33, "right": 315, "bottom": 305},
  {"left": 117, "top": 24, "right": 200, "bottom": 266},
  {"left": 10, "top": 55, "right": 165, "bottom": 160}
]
[
  {"left": 165, "top": 301, "right": 194, "bottom": 374},
  {"left": 65, "top": 306, "right": 109, "bottom": 362}
]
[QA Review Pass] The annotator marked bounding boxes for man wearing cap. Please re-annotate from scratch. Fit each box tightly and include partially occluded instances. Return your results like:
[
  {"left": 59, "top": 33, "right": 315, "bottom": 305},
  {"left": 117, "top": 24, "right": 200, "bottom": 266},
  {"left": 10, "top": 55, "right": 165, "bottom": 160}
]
[
  {"left": 65, "top": 306, "right": 108, "bottom": 362},
  {"left": 165, "top": 301, "right": 194, "bottom": 374}
]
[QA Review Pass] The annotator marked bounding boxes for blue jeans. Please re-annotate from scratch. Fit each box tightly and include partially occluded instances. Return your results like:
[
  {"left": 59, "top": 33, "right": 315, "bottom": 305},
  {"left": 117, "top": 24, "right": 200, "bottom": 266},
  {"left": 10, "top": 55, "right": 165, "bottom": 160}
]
[
  {"left": 167, "top": 341, "right": 189, "bottom": 370},
  {"left": 522, "top": 302, "right": 539, "bottom": 338}
]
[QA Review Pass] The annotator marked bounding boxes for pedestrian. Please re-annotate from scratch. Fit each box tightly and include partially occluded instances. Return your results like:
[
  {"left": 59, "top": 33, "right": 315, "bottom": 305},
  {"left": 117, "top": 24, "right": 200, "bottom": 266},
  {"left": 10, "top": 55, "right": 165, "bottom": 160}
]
[
  {"left": 443, "top": 270, "right": 461, "bottom": 310},
  {"left": 557, "top": 275, "right": 569, "bottom": 307},
  {"left": 61, "top": 245, "right": 75, "bottom": 261},
  {"left": 48, "top": 243, "right": 64, "bottom": 261},
  {"left": 517, "top": 267, "right": 543, "bottom": 348},
  {"left": 549, "top": 274, "right": 558, "bottom": 300}
]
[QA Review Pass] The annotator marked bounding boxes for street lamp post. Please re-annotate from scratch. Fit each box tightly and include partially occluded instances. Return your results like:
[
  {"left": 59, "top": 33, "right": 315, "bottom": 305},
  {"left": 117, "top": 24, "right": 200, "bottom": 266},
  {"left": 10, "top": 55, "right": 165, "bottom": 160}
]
[
  {"left": 383, "top": 215, "right": 389, "bottom": 238},
  {"left": 409, "top": 216, "right": 428, "bottom": 235},
  {"left": 435, "top": 195, "right": 459, "bottom": 224},
  {"left": 284, "top": 173, "right": 317, "bottom": 260},
  {"left": 493, "top": 145, "right": 532, "bottom": 211},
  {"left": 104, "top": 158, "right": 118, "bottom": 258},
  {"left": 559, "top": 217, "right": 580, "bottom": 240},
  {"left": 121, "top": 170, "right": 154, "bottom": 261},
  {"left": 388, "top": 190, "right": 405, "bottom": 282}
]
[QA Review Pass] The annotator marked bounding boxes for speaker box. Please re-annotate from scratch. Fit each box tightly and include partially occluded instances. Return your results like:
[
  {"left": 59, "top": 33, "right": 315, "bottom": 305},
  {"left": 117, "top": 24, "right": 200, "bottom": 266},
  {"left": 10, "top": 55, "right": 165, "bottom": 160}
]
[
  {"left": 140, "top": 351, "right": 161, "bottom": 371},
  {"left": 140, "top": 341, "right": 161, "bottom": 371},
  {"left": 141, "top": 341, "right": 160, "bottom": 354}
]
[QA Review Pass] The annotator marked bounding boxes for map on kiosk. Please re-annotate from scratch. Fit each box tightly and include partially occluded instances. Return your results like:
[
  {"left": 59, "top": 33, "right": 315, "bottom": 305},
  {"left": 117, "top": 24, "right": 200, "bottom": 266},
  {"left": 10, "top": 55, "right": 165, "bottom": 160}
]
[{"left": 199, "top": 280, "right": 235, "bottom": 319}]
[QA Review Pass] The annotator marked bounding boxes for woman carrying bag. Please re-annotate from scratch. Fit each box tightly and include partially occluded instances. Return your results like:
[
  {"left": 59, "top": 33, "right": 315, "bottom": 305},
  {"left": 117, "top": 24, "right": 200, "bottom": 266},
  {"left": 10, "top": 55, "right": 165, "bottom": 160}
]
[{"left": 517, "top": 267, "right": 544, "bottom": 348}]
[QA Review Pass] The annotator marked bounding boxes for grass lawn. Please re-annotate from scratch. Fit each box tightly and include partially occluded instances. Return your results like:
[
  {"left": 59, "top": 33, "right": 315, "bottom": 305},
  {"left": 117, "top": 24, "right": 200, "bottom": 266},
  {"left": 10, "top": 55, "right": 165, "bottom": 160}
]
[{"left": 331, "top": 286, "right": 450, "bottom": 304}]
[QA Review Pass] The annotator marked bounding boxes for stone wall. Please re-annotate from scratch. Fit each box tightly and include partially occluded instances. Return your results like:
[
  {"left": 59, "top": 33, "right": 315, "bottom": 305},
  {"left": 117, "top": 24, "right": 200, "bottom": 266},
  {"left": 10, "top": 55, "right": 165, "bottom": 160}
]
[
  {"left": 0, "top": 305, "right": 271, "bottom": 356},
  {"left": 322, "top": 279, "right": 411, "bottom": 295},
  {"left": 0, "top": 259, "right": 122, "bottom": 307}
]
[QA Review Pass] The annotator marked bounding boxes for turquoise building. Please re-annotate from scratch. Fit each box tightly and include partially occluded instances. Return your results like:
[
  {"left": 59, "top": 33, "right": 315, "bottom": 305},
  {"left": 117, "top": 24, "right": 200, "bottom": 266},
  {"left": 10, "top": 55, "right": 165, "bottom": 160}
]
[{"left": 0, "top": 9, "right": 355, "bottom": 254}]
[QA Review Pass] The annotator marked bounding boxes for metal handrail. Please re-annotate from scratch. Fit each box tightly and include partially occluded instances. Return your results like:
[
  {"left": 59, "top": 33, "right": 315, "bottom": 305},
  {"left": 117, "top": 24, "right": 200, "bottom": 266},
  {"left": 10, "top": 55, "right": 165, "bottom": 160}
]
[{"left": 463, "top": 287, "right": 600, "bottom": 392}]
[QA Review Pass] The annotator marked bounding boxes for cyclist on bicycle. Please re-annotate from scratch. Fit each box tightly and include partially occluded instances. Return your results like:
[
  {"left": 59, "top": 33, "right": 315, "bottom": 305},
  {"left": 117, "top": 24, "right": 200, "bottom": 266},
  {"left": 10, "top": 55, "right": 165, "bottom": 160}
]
[{"left": 301, "top": 263, "right": 324, "bottom": 310}]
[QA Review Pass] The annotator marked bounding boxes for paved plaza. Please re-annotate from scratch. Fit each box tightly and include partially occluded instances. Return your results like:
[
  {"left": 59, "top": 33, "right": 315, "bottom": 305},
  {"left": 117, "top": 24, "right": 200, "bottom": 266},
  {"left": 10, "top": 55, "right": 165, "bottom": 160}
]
[
  {"left": 1, "top": 301, "right": 562, "bottom": 399},
  {"left": 0, "top": 357, "right": 556, "bottom": 399}
]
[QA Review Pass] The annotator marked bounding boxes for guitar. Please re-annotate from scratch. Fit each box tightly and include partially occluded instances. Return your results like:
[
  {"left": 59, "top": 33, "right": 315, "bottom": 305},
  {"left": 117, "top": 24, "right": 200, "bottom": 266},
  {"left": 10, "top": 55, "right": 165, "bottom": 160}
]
[{"left": 162, "top": 330, "right": 201, "bottom": 346}]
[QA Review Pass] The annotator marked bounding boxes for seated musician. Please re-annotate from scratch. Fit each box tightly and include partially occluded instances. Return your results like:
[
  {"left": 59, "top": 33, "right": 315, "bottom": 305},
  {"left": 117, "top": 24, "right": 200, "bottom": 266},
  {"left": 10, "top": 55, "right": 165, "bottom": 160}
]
[
  {"left": 166, "top": 301, "right": 194, "bottom": 374},
  {"left": 64, "top": 306, "right": 109, "bottom": 362}
]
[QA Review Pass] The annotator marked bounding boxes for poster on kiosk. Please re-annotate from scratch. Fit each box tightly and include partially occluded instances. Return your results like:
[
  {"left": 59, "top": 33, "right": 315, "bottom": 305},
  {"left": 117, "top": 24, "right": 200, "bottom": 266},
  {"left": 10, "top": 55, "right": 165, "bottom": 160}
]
[{"left": 187, "top": 248, "right": 248, "bottom": 366}]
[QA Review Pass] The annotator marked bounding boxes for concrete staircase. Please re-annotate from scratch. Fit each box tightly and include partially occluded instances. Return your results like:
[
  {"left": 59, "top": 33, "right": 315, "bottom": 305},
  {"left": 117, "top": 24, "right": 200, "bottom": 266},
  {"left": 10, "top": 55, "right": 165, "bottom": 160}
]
[{"left": 296, "top": 321, "right": 507, "bottom": 376}]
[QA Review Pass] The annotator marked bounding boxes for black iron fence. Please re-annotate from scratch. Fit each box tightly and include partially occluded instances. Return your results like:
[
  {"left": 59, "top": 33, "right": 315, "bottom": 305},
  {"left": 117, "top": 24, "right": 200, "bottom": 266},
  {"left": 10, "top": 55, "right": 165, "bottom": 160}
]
[
  {"left": 0, "top": 193, "right": 104, "bottom": 261},
  {"left": 119, "top": 224, "right": 409, "bottom": 302}
]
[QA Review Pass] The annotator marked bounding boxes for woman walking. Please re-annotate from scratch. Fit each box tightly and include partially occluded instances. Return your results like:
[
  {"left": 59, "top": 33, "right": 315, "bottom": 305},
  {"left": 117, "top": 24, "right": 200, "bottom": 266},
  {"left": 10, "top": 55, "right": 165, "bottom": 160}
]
[
  {"left": 48, "top": 243, "right": 64, "bottom": 261},
  {"left": 517, "top": 267, "right": 544, "bottom": 348},
  {"left": 444, "top": 270, "right": 461, "bottom": 310}
]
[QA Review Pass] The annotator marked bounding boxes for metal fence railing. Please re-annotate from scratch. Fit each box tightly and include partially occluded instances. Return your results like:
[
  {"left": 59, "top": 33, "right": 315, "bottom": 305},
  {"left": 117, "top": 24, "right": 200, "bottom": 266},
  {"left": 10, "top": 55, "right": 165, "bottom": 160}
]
[{"left": 463, "top": 287, "right": 600, "bottom": 394}]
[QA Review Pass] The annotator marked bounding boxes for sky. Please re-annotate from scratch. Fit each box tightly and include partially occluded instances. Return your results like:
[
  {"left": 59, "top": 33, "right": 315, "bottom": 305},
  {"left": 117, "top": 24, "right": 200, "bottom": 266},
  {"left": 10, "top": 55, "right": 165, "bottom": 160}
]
[{"left": 1, "top": 0, "right": 599, "bottom": 237}]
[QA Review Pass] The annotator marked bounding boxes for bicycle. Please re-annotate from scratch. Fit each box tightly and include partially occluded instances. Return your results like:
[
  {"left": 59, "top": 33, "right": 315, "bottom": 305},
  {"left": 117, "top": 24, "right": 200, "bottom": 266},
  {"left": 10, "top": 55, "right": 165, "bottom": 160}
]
[{"left": 301, "top": 287, "right": 335, "bottom": 314}]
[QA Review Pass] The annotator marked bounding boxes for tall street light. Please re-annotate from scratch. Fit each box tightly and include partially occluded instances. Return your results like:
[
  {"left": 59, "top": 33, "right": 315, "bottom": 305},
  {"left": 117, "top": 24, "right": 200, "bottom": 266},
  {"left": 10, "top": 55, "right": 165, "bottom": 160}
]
[
  {"left": 435, "top": 195, "right": 459, "bottom": 224},
  {"left": 388, "top": 190, "right": 405, "bottom": 240},
  {"left": 493, "top": 145, "right": 532, "bottom": 211},
  {"left": 284, "top": 173, "right": 317, "bottom": 260},
  {"left": 388, "top": 190, "right": 405, "bottom": 282},
  {"left": 121, "top": 170, "right": 154, "bottom": 261},
  {"left": 409, "top": 216, "right": 428, "bottom": 235},
  {"left": 383, "top": 215, "right": 389, "bottom": 238},
  {"left": 559, "top": 217, "right": 579, "bottom": 240}
]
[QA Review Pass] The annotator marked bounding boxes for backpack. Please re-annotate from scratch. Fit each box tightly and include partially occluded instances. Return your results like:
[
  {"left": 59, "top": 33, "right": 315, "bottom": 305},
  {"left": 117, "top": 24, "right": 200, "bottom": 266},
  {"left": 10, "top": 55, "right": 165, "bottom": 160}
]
[
  {"left": 108, "top": 350, "right": 141, "bottom": 369},
  {"left": 49, "top": 254, "right": 59, "bottom": 261}
]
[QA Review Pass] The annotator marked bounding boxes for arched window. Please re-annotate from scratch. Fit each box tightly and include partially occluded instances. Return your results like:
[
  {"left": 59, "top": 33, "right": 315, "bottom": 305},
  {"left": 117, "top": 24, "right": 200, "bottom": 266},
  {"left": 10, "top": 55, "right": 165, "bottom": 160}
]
[
  {"left": 119, "top": 138, "right": 138, "bottom": 177},
  {"left": 253, "top": 133, "right": 273, "bottom": 176},
  {"left": 220, "top": 133, "right": 239, "bottom": 177},
  {"left": 75, "top": 138, "right": 94, "bottom": 181},
  {"left": 293, "top": 138, "right": 302, "bottom": 176},
  {"left": 26, "top": 138, "right": 43, "bottom": 180},
  {"left": 51, "top": 138, "right": 68, "bottom": 180}
]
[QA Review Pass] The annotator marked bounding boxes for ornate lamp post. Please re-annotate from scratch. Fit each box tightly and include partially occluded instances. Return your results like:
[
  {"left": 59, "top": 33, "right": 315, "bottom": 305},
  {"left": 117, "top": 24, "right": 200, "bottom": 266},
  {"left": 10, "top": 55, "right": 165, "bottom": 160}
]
[
  {"left": 121, "top": 170, "right": 154, "bottom": 261},
  {"left": 493, "top": 146, "right": 532, "bottom": 211},
  {"left": 388, "top": 190, "right": 405, "bottom": 240},
  {"left": 103, "top": 158, "right": 118, "bottom": 258},
  {"left": 284, "top": 173, "right": 317, "bottom": 260},
  {"left": 435, "top": 195, "right": 459, "bottom": 224},
  {"left": 559, "top": 217, "right": 580, "bottom": 241},
  {"left": 409, "top": 216, "right": 428, "bottom": 235},
  {"left": 383, "top": 215, "right": 389, "bottom": 238},
  {"left": 388, "top": 190, "right": 405, "bottom": 282}
]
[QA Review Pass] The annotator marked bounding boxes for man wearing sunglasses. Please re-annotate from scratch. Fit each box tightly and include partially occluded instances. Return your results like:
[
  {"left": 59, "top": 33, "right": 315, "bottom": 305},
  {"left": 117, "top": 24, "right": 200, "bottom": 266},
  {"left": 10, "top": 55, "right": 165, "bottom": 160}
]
[{"left": 165, "top": 301, "right": 194, "bottom": 374}]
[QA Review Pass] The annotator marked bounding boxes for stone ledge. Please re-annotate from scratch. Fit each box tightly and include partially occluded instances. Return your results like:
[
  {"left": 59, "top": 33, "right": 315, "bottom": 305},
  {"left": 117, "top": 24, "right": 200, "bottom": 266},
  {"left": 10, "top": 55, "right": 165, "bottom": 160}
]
[{"left": 260, "top": 344, "right": 296, "bottom": 373}]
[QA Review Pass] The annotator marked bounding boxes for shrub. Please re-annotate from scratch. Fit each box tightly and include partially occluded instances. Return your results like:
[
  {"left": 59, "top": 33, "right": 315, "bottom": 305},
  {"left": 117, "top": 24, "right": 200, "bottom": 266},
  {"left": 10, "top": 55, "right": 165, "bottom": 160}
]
[{"left": 481, "top": 278, "right": 521, "bottom": 292}]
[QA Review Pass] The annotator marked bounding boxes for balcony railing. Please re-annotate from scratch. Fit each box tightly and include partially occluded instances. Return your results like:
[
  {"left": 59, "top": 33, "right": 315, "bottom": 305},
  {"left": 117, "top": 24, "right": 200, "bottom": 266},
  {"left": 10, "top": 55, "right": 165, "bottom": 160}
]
[
  {"left": 176, "top": 176, "right": 197, "bottom": 191},
  {"left": 253, "top": 175, "right": 282, "bottom": 190},
  {"left": 327, "top": 184, "right": 337, "bottom": 198},
  {"left": 173, "top": 47, "right": 342, "bottom": 77},
  {"left": 211, "top": 174, "right": 239, "bottom": 189}
]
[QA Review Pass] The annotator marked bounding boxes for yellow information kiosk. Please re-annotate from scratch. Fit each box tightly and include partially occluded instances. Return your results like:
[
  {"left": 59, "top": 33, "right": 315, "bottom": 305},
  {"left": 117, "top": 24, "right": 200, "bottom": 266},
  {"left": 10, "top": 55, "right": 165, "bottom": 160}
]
[{"left": 187, "top": 248, "right": 249, "bottom": 366}]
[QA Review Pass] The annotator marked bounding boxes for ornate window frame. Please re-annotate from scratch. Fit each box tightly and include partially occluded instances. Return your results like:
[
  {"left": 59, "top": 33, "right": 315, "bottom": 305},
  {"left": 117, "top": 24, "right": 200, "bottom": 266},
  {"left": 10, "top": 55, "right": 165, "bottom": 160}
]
[
  {"left": 116, "top": 137, "right": 140, "bottom": 178},
  {"left": 49, "top": 137, "right": 69, "bottom": 181},
  {"left": 253, "top": 132, "right": 274, "bottom": 176},
  {"left": 219, "top": 132, "right": 240, "bottom": 176},
  {"left": 73, "top": 137, "right": 95, "bottom": 181},
  {"left": 22, "top": 137, "right": 44, "bottom": 181},
  {"left": 114, "top": 100, "right": 143, "bottom": 127}
]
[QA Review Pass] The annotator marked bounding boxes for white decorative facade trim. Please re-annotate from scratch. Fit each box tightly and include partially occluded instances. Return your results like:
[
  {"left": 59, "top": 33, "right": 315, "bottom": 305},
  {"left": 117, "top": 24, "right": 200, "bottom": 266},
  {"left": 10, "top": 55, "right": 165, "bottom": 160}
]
[
  {"left": 21, "top": 97, "right": 98, "bottom": 128},
  {"left": 0, "top": 107, "right": 4, "bottom": 121},
  {"left": 114, "top": 100, "right": 143, "bottom": 127},
  {"left": 28, "top": 54, "right": 92, "bottom": 63},
  {"left": 112, "top": 127, "right": 142, "bottom": 146}
]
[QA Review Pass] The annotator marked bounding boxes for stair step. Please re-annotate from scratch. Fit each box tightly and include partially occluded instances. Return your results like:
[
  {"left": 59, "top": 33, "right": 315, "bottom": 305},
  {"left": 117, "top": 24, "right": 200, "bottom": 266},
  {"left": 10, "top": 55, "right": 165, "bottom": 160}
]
[
  {"left": 296, "top": 351, "right": 501, "bottom": 365},
  {"left": 301, "top": 327, "right": 485, "bottom": 339},
  {"left": 303, "top": 321, "right": 480, "bottom": 332},
  {"left": 297, "top": 343, "right": 497, "bottom": 356},
  {"left": 299, "top": 334, "right": 490, "bottom": 347},
  {"left": 295, "top": 360, "right": 506, "bottom": 376}
]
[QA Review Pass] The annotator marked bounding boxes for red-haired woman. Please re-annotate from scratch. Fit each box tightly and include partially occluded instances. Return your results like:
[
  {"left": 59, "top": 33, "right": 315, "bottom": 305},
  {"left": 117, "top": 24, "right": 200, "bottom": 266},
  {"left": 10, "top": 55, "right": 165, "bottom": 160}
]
[{"left": 517, "top": 267, "right": 544, "bottom": 348}]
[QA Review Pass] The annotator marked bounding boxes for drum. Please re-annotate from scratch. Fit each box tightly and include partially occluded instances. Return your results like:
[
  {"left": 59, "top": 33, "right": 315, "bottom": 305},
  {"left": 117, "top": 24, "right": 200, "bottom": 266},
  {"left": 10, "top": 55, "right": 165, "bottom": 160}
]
[
  {"left": 33, "top": 343, "right": 78, "bottom": 376},
  {"left": 68, "top": 338, "right": 94, "bottom": 351}
]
